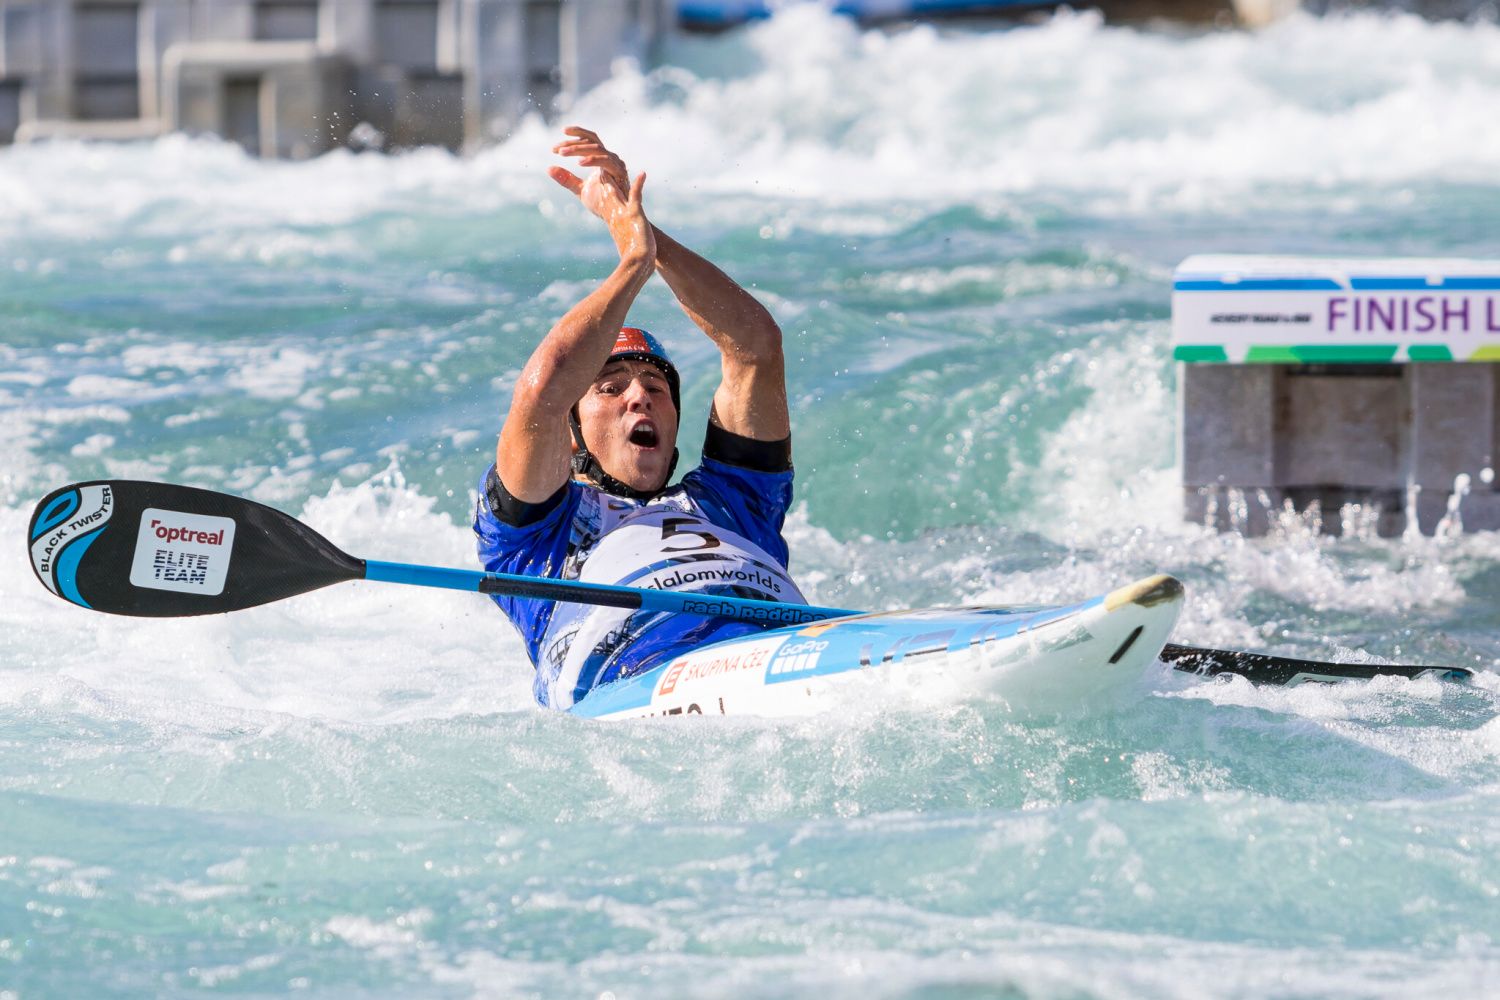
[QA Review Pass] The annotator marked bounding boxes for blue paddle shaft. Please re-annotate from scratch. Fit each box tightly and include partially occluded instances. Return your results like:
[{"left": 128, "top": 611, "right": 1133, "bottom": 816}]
[{"left": 362, "top": 559, "right": 860, "bottom": 626}]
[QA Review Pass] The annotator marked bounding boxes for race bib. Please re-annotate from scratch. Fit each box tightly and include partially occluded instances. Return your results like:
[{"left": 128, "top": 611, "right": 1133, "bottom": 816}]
[
  {"left": 540, "top": 503, "right": 803, "bottom": 708},
  {"left": 579, "top": 507, "right": 801, "bottom": 601}
]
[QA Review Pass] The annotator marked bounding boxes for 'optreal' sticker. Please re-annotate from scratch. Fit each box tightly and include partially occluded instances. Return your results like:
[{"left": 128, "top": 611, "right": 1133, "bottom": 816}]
[{"left": 129, "top": 508, "right": 236, "bottom": 596}]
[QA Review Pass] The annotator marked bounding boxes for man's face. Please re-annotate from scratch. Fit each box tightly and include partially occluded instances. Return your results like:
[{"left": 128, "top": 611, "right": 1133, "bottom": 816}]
[{"left": 575, "top": 359, "right": 678, "bottom": 492}]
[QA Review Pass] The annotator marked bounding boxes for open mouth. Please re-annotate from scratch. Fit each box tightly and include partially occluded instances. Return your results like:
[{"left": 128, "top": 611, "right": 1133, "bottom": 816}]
[{"left": 628, "top": 422, "right": 660, "bottom": 448}]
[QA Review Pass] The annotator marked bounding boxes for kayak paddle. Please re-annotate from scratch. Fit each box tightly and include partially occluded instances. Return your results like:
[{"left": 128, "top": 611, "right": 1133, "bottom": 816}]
[
  {"left": 26, "top": 479, "right": 857, "bottom": 625},
  {"left": 1158, "top": 643, "right": 1472, "bottom": 685},
  {"left": 26, "top": 479, "right": 1473, "bottom": 685}
]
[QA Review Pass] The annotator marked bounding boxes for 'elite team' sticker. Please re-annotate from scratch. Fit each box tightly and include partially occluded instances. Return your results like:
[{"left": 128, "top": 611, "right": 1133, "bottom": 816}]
[{"left": 129, "top": 508, "right": 236, "bottom": 596}]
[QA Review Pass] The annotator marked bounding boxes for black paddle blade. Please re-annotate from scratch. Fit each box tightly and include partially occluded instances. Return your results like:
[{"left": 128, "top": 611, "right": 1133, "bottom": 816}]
[
  {"left": 1163, "top": 643, "right": 1474, "bottom": 686},
  {"left": 27, "top": 480, "right": 364, "bottom": 617}
]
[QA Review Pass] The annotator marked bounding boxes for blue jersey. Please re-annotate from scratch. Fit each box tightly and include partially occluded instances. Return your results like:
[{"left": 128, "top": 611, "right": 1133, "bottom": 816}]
[{"left": 473, "top": 455, "right": 804, "bottom": 709}]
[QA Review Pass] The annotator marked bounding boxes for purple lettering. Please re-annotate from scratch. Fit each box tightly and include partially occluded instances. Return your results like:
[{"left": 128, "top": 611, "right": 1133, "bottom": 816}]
[
  {"left": 1328, "top": 298, "right": 1348, "bottom": 332},
  {"left": 1368, "top": 297, "right": 1395, "bottom": 332},
  {"left": 1414, "top": 297, "right": 1436, "bottom": 333},
  {"left": 1488, "top": 298, "right": 1500, "bottom": 333},
  {"left": 1442, "top": 297, "right": 1470, "bottom": 332}
]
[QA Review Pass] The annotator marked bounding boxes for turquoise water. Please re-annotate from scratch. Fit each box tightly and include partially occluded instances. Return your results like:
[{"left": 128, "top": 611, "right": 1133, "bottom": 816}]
[{"left": 5, "top": 9, "right": 1500, "bottom": 997}]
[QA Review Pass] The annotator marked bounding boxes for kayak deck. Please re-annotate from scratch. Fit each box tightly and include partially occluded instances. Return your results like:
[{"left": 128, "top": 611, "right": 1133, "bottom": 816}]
[{"left": 571, "top": 574, "right": 1185, "bottom": 720}]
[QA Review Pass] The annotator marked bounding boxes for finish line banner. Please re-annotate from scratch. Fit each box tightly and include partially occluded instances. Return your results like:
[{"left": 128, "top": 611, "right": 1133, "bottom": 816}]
[{"left": 1172, "top": 255, "right": 1500, "bottom": 364}]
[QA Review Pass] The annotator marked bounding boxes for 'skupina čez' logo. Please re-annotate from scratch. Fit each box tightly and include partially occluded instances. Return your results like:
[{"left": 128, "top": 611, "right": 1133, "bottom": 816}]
[{"left": 129, "top": 508, "right": 237, "bottom": 596}]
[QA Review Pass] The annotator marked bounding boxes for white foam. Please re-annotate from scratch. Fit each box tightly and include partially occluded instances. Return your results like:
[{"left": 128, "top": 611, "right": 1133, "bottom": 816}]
[
  {"left": 120, "top": 342, "right": 228, "bottom": 377},
  {"left": 1, "top": 11, "right": 1497, "bottom": 245},
  {"left": 225, "top": 346, "right": 322, "bottom": 401},
  {"left": 34, "top": 405, "right": 133, "bottom": 425},
  {"left": 64, "top": 375, "right": 152, "bottom": 400},
  {"left": 0, "top": 474, "right": 535, "bottom": 736},
  {"left": 326, "top": 908, "right": 432, "bottom": 949},
  {"left": 68, "top": 433, "right": 115, "bottom": 458}
]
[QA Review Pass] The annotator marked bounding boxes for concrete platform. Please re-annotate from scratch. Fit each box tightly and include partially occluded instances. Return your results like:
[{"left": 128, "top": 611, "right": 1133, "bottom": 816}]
[{"left": 1176, "top": 256, "right": 1500, "bottom": 537}]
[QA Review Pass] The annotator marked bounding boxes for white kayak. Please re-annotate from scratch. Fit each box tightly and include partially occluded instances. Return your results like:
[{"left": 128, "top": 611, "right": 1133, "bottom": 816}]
[{"left": 569, "top": 574, "right": 1185, "bottom": 720}]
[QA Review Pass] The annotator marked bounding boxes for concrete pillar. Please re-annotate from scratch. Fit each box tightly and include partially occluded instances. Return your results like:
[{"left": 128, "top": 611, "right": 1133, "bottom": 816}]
[
  {"left": 522, "top": 0, "right": 562, "bottom": 116},
  {"left": 435, "top": 0, "right": 461, "bottom": 72},
  {"left": 562, "top": 0, "right": 629, "bottom": 99},
  {"left": 1409, "top": 363, "right": 1500, "bottom": 532},
  {"left": 1180, "top": 364, "right": 1276, "bottom": 534},
  {"left": 461, "top": 0, "right": 526, "bottom": 147},
  {"left": 323, "top": 0, "right": 375, "bottom": 61},
  {"left": 139, "top": 0, "right": 193, "bottom": 122},
  {"left": 29, "top": 0, "right": 74, "bottom": 120}
]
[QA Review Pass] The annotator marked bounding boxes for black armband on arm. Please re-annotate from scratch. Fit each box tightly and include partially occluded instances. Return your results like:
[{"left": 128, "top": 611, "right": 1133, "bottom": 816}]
[
  {"left": 484, "top": 466, "right": 566, "bottom": 527},
  {"left": 702, "top": 421, "right": 792, "bottom": 473}
]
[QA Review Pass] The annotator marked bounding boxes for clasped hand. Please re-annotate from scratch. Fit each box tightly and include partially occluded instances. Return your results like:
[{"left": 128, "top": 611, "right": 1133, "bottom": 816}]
[{"left": 549, "top": 126, "right": 655, "bottom": 266}]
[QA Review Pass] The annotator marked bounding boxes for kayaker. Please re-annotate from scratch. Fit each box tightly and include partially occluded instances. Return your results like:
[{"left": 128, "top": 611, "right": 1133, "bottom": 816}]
[{"left": 474, "top": 127, "right": 806, "bottom": 710}]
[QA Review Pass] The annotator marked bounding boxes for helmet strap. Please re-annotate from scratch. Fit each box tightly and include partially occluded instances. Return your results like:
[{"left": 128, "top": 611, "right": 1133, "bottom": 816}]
[{"left": 568, "top": 408, "right": 679, "bottom": 502}]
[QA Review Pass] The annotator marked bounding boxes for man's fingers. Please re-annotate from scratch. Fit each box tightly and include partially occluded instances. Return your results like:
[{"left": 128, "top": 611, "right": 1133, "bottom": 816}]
[
  {"left": 629, "top": 171, "right": 647, "bottom": 207},
  {"left": 560, "top": 125, "right": 601, "bottom": 143},
  {"left": 550, "top": 128, "right": 640, "bottom": 209},
  {"left": 563, "top": 153, "right": 626, "bottom": 196},
  {"left": 556, "top": 141, "right": 624, "bottom": 170},
  {"left": 580, "top": 155, "right": 627, "bottom": 178},
  {"left": 554, "top": 134, "right": 628, "bottom": 175},
  {"left": 553, "top": 139, "right": 612, "bottom": 159},
  {"left": 558, "top": 146, "right": 625, "bottom": 173},
  {"left": 553, "top": 140, "right": 603, "bottom": 156},
  {"left": 547, "top": 166, "right": 584, "bottom": 196}
]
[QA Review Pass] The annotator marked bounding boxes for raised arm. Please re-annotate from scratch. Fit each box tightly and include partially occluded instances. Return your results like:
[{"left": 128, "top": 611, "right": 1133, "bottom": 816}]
[
  {"left": 497, "top": 170, "right": 655, "bottom": 502},
  {"left": 551, "top": 128, "right": 789, "bottom": 442},
  {"left": 651, "top": 230, "right": 788, "bottom": 441}
]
